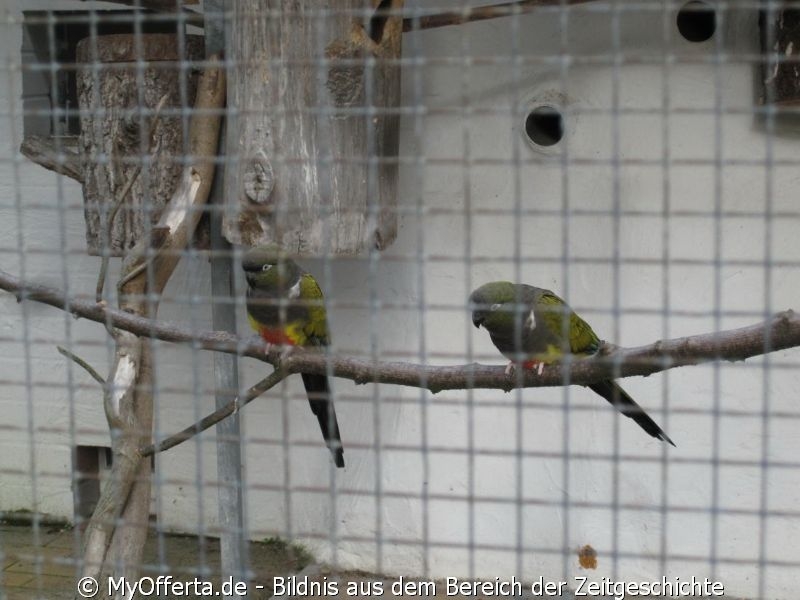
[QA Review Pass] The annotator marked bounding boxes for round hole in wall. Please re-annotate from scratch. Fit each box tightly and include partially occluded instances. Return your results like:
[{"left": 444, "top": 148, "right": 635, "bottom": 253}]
[
  {"left": 524, "top": 106, "right": 564, "bottom": 147},
  {"left": 676, "top": 1, "right": 716, "bottom": 43}
]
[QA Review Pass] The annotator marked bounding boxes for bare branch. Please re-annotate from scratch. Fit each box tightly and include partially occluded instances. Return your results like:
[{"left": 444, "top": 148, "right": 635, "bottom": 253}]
[
  {"left": 109, "top": 0, "right": 198, "bottom": 7},
  {"left": 56, "top": 345, "right": 105, "bottom": 386},
  {"left": 19, "top": 135, "right": 83, "bottom": 183},
  {"left": 139, "top": 368, "right": 288, "bottom": 457},
  {"left": 2, "top": 268, "right": 798, "bottom": 394},
  {"left": 403, "top": 0, "right": 597, "bottom": 32}
]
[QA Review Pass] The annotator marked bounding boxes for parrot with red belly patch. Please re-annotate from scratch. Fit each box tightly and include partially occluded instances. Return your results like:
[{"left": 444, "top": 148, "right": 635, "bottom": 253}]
[
  {"left": 470, "top": 281, "right": 675, "bottom": 446},
  {"left": 243, "top": 246, "right": 344, "bottom": 468}
]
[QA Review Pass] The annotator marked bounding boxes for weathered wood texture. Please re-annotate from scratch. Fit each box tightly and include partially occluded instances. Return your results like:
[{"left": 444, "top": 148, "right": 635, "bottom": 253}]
[
  {"left": 19, "top": 135, "right": 83, "bottom": 182},
  {"left": 76, "top": 33, "right": 204, "bottom": 256},
  {"left": 77, "top": 60, "right": 225, "bottom": 585},
  {"left": 760, "top": 3, "right": 800, "bottom": 106},
  {"left": 224, "top": 0, "right": 403, "bottom": 255}
]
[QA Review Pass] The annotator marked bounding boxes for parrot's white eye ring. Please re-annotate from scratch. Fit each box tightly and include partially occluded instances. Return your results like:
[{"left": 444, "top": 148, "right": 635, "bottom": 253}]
[
  {"left": 262, "top": 264, "right": 273, "bottom": 272},
  {"left": 491, "top": 303, "right": 502, "bottom": 311}
]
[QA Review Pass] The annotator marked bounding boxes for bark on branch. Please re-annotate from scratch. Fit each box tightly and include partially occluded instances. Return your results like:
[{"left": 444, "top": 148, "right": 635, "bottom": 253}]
[
  {"left": 19, "top": 135, "right": 83, "bottom": 183},
  {"left": 75, "top": 57, "right": 225, "bottom": 588},
  {"left": 402, "top": 0, "right": 597, "bottom": 32},
  {"left": 1, "top": 267, "right": 797, "bottom": 394}
]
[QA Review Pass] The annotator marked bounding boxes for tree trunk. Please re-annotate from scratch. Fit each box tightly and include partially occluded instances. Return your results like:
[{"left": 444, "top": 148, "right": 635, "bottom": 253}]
[
  {"left": 759, "top": 2, "right": 800, "bottom": 106},
  {"left": 76, "top": 33, "right": 204, "bottom": 256},
  {"left": 79, "top": 59, "right": 225, "bottom": 592},
  {"left": 224, "top": 0, "right": 404, "bottom": 255}
]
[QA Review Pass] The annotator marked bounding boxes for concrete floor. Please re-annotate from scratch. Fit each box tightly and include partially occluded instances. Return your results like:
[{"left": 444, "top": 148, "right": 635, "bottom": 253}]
[
  {"left": 0, "top": 522, "right": 310, "bottom": 599},
  {"left": 0, "top": 522, "right": 549, "bottom": 600}
]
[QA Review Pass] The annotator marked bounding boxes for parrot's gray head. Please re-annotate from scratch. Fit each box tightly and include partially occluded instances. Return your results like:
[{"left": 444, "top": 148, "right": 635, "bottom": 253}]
[
  {"left": 469, "top": 281, "right": 522, "bottom": 332},
  {"left": 242, "top": 245, "right": 302, "bottom": 292}
]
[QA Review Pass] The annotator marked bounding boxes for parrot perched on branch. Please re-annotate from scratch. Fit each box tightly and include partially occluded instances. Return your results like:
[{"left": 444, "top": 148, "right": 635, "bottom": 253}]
[
  {"left": 243, "top": 247, "right": 345, "bottom": 468},
  {"left": 470, "top": 281, "right": 675, "bottom": 446}
]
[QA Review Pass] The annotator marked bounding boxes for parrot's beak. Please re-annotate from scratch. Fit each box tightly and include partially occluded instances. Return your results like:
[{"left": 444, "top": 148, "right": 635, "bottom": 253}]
[{"left": 472, "top": 313, "right": 485, "bottom": 329}]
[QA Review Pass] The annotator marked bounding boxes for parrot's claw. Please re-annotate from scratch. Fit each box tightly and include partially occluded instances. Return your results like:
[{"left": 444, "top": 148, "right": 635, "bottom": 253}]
[
  {"left": 248, "top": 333, "right": 270, "bottom": 352},
  {"left": 279, "top": 345, "right": 296, "bottom": 363},
  {"left": 251, "top": 334, "right": 294, "bottom": 364},
  {"left": 506, "top": 359, "right": 545, "bottom": 378},
  {"left": 522, "top": 359, "right": 545, "bottom": 375}
]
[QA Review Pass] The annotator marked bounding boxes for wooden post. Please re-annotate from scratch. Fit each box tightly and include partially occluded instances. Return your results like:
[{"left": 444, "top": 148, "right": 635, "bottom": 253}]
[
  {"left": 205, "top": 0, "right": 250, "bottom": 592},
  {"left": 224, "top": 0, "right": 403, "bottom": 255},
  {"left": 76, "top": 33, "right": 204, "bottom": 256}
]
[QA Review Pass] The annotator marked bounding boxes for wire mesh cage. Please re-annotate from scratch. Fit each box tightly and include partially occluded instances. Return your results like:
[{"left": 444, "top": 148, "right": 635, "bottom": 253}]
[{"left": 1, "top": 1, "right": 799, "bottom": 599}]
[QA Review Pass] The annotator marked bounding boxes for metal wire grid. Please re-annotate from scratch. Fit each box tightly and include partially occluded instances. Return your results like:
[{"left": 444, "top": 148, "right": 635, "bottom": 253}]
[{"left": 0, "top": 1, "right": 799, "bottom": 598}]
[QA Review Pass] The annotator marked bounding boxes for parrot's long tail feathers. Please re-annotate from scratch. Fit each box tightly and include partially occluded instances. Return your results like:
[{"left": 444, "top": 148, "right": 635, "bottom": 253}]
[
  {"left": 301, "top": 373, "right": 345, "bottom": 468},
  {"left": 588, "top": 380, "right": 676, "bottom": 447}
]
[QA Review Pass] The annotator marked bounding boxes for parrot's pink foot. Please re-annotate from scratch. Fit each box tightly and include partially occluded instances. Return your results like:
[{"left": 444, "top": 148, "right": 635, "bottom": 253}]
[
  {"left": 522, "top": 360, "right": 545, "bottom": 376},
  {"left": 505, "top": 360, "right": 545, "bottom": 377},
  {"left": 267, "top": 342, "right": 298, "bottom": 365},
  {"left": 249, "top": 333, "right": 293, "bottom": 363}
]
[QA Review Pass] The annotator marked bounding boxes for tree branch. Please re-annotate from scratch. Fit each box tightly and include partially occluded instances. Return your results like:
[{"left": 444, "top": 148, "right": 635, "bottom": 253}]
[
  {"left": 2, "top": 268, "right": 798, "bottom": 394},
  {"left": 56, "top": 345, "right": 105, "bottom": 386},
  {"left": 98, "top": 0, "right": 203, "bottom": 26},
  {"left": 139, "top": 368, "right": 288, "bottom": 457},
  {"left": 79, "top": 56, "right": 225, "bottom": 585},
  {"left": 108, "top": 0, "right": 198, "bottom": 8},
  {"left": 19, "top": 135, "right": 83, "bottom": 183},
  {"left": 402, "top": 0, "right": 597, "bottom": 33}
]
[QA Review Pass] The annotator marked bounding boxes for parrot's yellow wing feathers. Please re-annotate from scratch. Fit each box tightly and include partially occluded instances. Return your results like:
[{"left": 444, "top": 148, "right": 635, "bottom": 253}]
[
  {"left": 538, "top": 292, "right": 600, "bottom": 356},
  {"left": 299, "top": 273, "right": 330, "bottom": 345}
]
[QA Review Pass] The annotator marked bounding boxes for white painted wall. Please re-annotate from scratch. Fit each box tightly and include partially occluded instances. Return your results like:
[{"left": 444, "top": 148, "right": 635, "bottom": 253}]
[{"left": 1, "top": 1, "right": 799, "bottom": 597}]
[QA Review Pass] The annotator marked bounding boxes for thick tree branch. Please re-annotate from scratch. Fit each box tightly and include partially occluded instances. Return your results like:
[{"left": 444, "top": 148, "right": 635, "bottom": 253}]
[
  {"left": 402, "top": 0, "right": 597, "bottom": 32},
  {"left": 2, "top": 268, "right": 798, "bottom": 394},
  {"left": 101, "top": 1, "right": 205, "bottom": 28},
  {"left": 99, "top": 0, "right": 597, "bottom": 34},
  {"left": 108, "top": 0, "right": 198, "bottom": 8},
  {"left": 79, "top": 56, "right": 225, "bottom": 586},
  {"left": 19, "top": 135, "right": 83, "bottom": 183}
]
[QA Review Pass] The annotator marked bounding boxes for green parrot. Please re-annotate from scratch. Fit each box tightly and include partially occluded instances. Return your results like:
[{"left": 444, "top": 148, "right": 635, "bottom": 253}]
[
  {"left": 470, "top": 281, "right": 675, "bottom": 446},
  {"left": 242, "top": 247, "right": 345, "bottom": 468}
]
